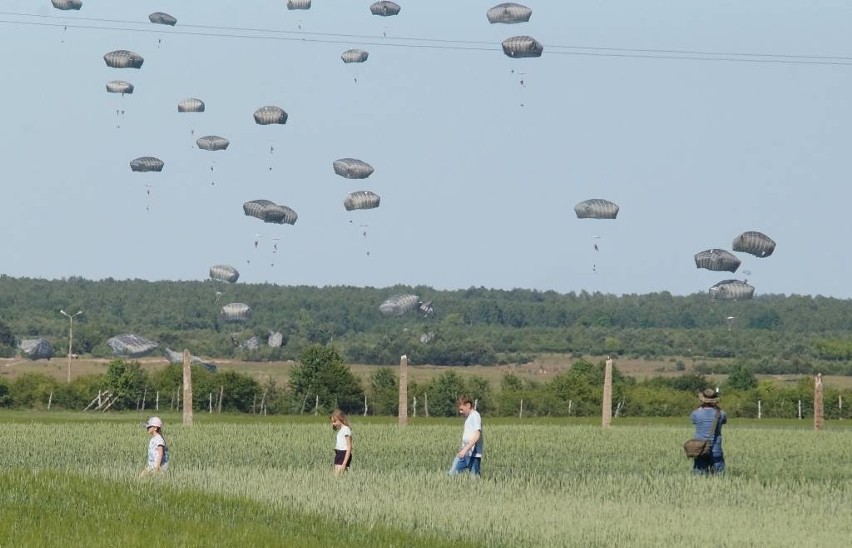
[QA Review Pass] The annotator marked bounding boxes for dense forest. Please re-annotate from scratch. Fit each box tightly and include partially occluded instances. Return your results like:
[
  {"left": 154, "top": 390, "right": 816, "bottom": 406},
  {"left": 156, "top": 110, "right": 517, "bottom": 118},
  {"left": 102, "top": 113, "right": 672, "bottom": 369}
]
[{"left": 3, "top": 275, "right": 852, "bottom": 376}]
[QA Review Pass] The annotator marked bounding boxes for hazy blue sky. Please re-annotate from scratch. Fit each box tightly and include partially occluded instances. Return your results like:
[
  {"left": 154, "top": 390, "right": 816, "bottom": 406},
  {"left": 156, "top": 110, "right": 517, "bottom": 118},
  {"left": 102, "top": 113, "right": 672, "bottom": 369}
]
[{"left": 3, "top": 1, "right": 852, "bottom": 298}]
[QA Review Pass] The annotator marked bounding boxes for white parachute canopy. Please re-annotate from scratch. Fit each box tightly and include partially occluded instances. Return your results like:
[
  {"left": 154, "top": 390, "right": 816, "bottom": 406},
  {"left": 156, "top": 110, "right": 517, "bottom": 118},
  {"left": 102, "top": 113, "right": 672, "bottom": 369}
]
[
  {"left": 19, "top": 338, "right": 54, "bottom": 360},
  {"left": 104, "top": 50, "right": 144, "bottom": 69},
  {"left": 379, "top": 294, "right": 420, "bottom": 316},
  {"left": 210, "top": 264, "right": 240, "bottom": 283},
  {"left": 106, "top": 81, "right": 134, "bottom": 94},
  {"left": 178, "top": 98, "right": 205, "bottom": 113},
  {"left": 107, "top": 334, "right": 159, "bottom": 357}
]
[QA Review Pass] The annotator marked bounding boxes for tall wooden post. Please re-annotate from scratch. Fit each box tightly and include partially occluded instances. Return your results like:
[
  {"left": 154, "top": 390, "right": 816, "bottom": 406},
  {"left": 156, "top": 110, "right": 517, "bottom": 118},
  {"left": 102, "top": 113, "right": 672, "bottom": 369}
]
[
  {"left": 602, "top": 356, "right": 613, "bottom": 428},
  {"left": 814, "top": 373, "right": 824, "bottom": 431},
  {"left": 398, "top": 354, "right": 408, "bottom": 425},
  {"left": 182, "top": 349, "right": 193, "bottom": 426}
]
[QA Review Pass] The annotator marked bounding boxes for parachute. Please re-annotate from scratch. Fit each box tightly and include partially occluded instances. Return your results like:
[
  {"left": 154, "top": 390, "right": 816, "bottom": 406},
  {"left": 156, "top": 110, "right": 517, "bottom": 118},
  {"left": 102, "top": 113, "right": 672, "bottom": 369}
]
[
  {"left": 107, "top": 334, "right": 158, "bottom": 357},
  {"left": 502, "top": 36, "right": 543, "bottom": 58},
  {"left": 370, "top": 1, "right": 401, "bottom": 16},
  {"left": 341, "top": 49, "right": 369, "bottom": 63},
  {"left": 732, "top": 231, "right": 776, "bottom": 258},
  {"left": 130, "top": 156, "right": 164, "bottom": 172},
  {"left": 210, "top": 264, "right": 240, "bottom": 283},
  {"left": 268, "top": 331, "right": 284, "bottom": 348},
  {"left": 178, "top": 98, "right": 205, "bottom": 113},
  {"left": 221, "top": 303, "right": 252, "bottom": 323},
  {"left": 149, "top": 12, "right": 177, "bottom": 26},
  {"left": 344, "top": 191, "right": 381, "bottom": 211},
  {"left": 104, "top": 50, "right": 144, "bottom": 69},
  {"left": 106, "top": 81, "right": 134, "bottom": 94},
  {"left": 196, "top": 136, "right": 230, "bottom": 151},
  {"left": 52, "top": 0, "right": 82, "bottom": 10},
  {"left": 694, "top": 249, "right": 741, "bottom": 273},
  {"left": 574, "top": 199, "right": 619, "bottom": 219},
  {"left": 163, "top": 347, "right": 217, "bottom": 372},
  {"left": 709, "top": 279, "right": 755, "bottom": 300},
  {"left": 254, "top": 106, "right": 288, "bottom": 125},
  {"left": 379, "top": 294, "right": 420, "bottom": 316},
  {"left": 487, "top": 3, "right": 533, "bottom": 24},
  {"left": 287, "top": 0, "right": 311, "bottom": 9},
  {"left": 243, "top": 200, "right": 298, "bottom": 225},
  {"left": 19, "top": 338, "right": 54, "bottom": 360},
  {"left": 333, "top": 158, "right": 374, "bottom": 179}
]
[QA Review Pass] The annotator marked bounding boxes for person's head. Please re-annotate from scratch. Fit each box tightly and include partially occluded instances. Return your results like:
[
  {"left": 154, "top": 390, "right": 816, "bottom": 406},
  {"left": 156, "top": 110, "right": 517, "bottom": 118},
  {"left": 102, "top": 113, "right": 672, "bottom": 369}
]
[
  {"left": 456, "top": 395, "right": 474, "bottom": 417},
  {"left": 330, "top": 409, "right": 349, "bottom": 429},
  {"left": 698, "top": 388, "right": 719, "bottom": 407},
  {"left": 145, "top": 416, "right": 163, "bottom": 434}
]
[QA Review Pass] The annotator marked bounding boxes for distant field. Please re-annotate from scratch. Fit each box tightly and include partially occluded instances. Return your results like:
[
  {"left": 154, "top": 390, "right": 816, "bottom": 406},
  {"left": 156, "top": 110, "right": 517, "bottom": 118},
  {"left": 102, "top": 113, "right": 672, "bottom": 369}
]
[
  {"left": 4, "top": 353, "right": 852, "bottom": 389},
  {"left": 2, "top": 411, "right": 850, "bottom": 546}
]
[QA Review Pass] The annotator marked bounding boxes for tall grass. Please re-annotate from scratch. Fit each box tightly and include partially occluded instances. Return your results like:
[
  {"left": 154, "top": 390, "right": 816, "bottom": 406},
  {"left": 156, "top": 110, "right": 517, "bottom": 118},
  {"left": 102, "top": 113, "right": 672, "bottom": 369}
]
[{"left": 2, "top": 412, "right": 851, "bottom": 546}]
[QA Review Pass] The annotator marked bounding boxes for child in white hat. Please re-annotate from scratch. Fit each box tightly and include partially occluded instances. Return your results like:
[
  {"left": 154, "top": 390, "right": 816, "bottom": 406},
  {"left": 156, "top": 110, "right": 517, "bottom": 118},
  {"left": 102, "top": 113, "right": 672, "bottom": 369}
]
[{"left": 141, "top": 416, "right": 169, "bottom": 475}]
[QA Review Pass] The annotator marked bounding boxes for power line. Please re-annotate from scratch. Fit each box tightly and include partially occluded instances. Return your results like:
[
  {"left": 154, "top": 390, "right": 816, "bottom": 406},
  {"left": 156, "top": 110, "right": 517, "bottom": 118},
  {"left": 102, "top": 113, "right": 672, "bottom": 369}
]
[{"left": 2, "top": 11, "right": 852, "bottom": 67}]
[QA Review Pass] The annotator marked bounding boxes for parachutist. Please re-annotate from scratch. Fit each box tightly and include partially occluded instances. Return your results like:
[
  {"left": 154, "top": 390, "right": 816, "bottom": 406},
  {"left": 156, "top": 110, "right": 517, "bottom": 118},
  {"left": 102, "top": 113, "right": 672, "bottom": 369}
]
[
  {"left": 363, "top": 231, "right": 367, "bottom": 238},
  {"left": 594, "top": 243, "right": 599, "bottom": 252}
]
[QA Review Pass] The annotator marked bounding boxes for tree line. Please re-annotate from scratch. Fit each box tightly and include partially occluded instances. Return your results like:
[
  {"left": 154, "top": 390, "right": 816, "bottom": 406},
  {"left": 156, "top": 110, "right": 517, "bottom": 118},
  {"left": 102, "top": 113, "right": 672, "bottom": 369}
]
[
  {"left": 1, "top": 345, "right": 849, "bottom": 420},
  {"left": 2, "top": 276, "right": 852, "bottom": 375}
]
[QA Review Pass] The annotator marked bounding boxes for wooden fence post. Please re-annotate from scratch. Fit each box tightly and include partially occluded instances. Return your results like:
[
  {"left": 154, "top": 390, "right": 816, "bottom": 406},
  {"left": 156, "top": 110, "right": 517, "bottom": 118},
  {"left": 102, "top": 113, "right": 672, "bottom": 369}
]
[
  {"left": 814, "top": 373, "right": 824, "bottom": 431},
  {"left": 182, "top": 349, "right": 193, "bottom": 426},
  {"left": 602, "top": 356, "right": 613, "bottom": 428},
  {"left": 398, "top": 354, "right": 408, "bottom": 425}
]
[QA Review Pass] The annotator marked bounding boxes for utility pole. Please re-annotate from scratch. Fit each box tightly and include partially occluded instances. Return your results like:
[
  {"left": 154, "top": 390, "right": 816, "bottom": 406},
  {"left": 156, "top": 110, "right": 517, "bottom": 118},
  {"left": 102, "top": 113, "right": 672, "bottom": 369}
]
[{"left": 59, "top": 309, "right": 82, "bottom": 383}]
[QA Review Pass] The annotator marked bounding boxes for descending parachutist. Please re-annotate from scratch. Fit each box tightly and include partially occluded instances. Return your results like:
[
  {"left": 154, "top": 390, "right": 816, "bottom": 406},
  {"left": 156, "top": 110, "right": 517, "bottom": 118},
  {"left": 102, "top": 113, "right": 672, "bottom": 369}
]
[
  {"left": 215, "top": 291, "right": 223, "bottom": 304},
  {"left": 366, "top": 251, "right": 370, "bottom": 256},
  {"left": 269, "top": 145, "right": 275, "bottom": 154},
  {"left": 520, "top": 80, "right": 525, "bottom": 87},
  {"left": 594, "top": 243, "right": 599, "bottom": 252}
]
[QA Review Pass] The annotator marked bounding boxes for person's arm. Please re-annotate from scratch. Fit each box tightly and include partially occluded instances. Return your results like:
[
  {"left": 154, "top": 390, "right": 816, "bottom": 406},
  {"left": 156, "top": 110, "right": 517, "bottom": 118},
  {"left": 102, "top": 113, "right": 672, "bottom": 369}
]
[
  {"left": 343, "top": 433, "right": 353, "bottom": 466},
  {"left": 456, "top": 430, "right": 480, "bottom": 458},
  {"left": 152, "top": 444, "right": 164, "bottom": 471}
]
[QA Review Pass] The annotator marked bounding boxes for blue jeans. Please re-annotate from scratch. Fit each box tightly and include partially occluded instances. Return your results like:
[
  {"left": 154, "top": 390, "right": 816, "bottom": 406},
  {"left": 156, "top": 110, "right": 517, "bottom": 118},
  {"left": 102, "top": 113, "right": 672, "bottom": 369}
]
[
  {"left": 449, "top": 455, "right": 481, "bottom": 476},
  {"left": 693, "top": 453, "right": 725, "bottom": 475}
]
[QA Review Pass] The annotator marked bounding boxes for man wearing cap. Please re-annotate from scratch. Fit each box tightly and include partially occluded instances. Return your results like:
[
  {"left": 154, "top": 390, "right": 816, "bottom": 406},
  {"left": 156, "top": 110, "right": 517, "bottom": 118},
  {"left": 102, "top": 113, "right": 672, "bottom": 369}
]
[
  {"left": 141, "top": 416, "right": 169, "bottom": 475},
  {"left": 690, "top": 389, "right": 727, "bottom": 475}
]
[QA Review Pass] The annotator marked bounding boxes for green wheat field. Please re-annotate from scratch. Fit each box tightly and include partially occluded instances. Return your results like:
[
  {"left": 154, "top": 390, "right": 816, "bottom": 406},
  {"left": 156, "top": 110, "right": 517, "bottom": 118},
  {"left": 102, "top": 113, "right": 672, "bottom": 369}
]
[{"left": 1, "top": 412, "right": 850, "bottom": 547}]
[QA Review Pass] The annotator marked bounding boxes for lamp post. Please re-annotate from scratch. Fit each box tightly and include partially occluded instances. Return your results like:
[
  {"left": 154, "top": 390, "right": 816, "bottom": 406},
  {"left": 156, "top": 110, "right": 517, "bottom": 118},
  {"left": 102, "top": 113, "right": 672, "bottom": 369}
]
[{"left": 60, "top": 309, "right": 82, "bottom": 383}]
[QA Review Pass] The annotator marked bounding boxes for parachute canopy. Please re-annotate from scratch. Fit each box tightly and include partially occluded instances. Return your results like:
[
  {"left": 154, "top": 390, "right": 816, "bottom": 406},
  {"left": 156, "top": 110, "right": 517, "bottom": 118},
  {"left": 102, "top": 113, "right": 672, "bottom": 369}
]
[
  {"left": 487, "top": 3, "right": 533, "bottom": 24},
  {"left": 502, "top": 36, "right": 543, "bottom": 58},
  {"left": 370, "top": 1, "right": 401, "bottom": 16},
  {"left": 574, "top": 199, "right": 619, "bottom": 219},
  {"left": 196, "top": 135, "right": 230, "bottom": 151},
  {"left": 287, "top": 0, "right": 311, "bottom": 9},
  {"left": 380, "top": 294, "right": 420, "bottom": 316},
  {"left": 253, "top": 106, "right": 288, "bottom": 125},
  {"left": 107, "top": 334, "right": 158, "bottom": 357},
  {"left": 106, "top": 81, "right": 134, "bottom": 94},
  {"left": 178, "top": 98, "right": 205, "bottom": 113},
  {"left": 268, "top": 331, "right": 284, "bottom": 348},
  {"left": 732, "top": 231, "right": 776, "bottom": 258},
  {"left": 130, "top": 156, "right": 164, "bottom": 172},
  {"left": 333, "top": 158, "right": 374, "bottom": 179},
  {"left": 104, "top": 50, "right": 144, "bottom": 69},
  {"left": 221, "top": 302, "right": 252, "bottom": 323},
  {"left": 163, "top": 347, "right": 217, "bottom": 372},
  {"left": 709, "top": 279, "right": 755, "bottom": 300},
  {"left": 52, "top": 0, "right": 82, "bottom": 10},
  {"left": 694, "top": 249, "right": 741, "bottom": 273},
  {"left": 149, "top": 12, "right": 177, "bottom": 26},
  {"left": 243, "top": 199, "right": 298, "bottom": 225},
  {"left": 19, "top": 338, "right": 54, "bottom": 360},
  {"left": 341, "top": 49, "right": 369, "bottom": 63},
  {"left": 344, "top": 191, "right": 381, "bottom": 211},
  {"left": 210, "top": 264, "right": 240, "bottom": 283}
]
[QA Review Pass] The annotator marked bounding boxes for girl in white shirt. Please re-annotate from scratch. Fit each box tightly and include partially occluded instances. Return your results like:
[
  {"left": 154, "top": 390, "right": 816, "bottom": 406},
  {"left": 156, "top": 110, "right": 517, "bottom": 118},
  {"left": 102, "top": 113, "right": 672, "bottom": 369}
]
[
  {"left": 141, "top": 416, "right": 169, "bottom": 475},
  {"left": 330, "top": 409, "right": 353, "bottom": 476}
]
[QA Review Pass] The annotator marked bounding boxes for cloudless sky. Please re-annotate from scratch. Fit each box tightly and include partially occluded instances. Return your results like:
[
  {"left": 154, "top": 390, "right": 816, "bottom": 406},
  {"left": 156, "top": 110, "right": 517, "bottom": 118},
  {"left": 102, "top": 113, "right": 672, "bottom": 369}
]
[{"left": 2, "top": 1, "right": 852, "bottom": 298}]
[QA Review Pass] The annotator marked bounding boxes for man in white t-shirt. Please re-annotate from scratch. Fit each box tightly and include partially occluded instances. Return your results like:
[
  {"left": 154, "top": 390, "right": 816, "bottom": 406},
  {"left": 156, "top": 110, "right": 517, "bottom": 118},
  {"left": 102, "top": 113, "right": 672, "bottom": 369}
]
[{"left": 448, "top": 395, "right": 483, "bottom": 476}]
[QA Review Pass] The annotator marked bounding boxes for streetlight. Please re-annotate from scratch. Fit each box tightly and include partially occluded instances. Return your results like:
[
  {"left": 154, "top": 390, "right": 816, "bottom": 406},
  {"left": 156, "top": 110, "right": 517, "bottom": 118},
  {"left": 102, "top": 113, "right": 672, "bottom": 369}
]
[{"left": 60, "top": 309, "right": 82, "bottom": 383}]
